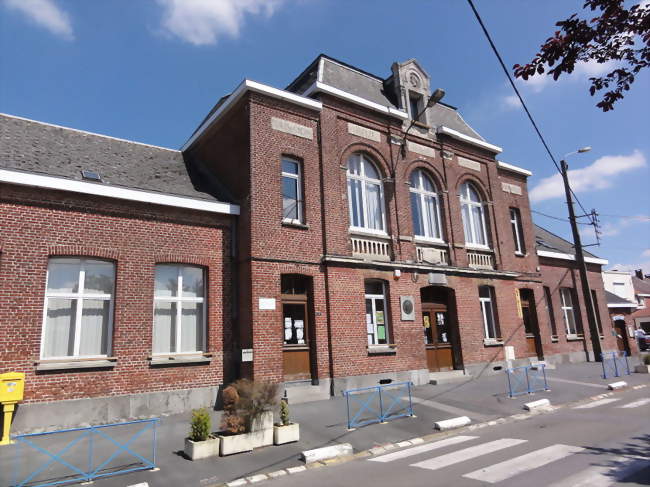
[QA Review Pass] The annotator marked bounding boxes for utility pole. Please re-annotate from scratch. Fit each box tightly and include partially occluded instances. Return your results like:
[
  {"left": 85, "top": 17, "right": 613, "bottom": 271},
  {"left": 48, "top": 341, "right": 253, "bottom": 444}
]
[{"left": 561, "top": 159, "right": 602, "bottom": 361}]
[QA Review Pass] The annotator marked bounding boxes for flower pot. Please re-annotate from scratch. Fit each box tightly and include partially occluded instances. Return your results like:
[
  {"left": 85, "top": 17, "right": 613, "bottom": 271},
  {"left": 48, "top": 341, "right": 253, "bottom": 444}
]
[
  {"left": 634, "top": 364, "right": 650, "bottom": 374},
  {"left": 219, "top": 432, "right": 254, "bottom": 456},
  {"left": 184, "top": 436, "right": 220, "bottom": 460},
  {"left": 273, "top": 423, "right": 300, "bottom": 445},
  {"left": 249, "top": 411, "right": 274, "bottom": 448}
]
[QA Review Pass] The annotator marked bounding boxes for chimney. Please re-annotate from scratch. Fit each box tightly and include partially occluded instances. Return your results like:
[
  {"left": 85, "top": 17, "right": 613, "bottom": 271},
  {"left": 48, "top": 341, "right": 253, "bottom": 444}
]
[{"left": 635, "top": 269, "right": 644, "bottom": 280}]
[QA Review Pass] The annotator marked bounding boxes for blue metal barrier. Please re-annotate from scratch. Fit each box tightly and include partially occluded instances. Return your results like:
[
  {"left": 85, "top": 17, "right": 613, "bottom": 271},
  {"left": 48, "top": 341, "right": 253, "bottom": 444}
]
[
  {"left": 505, "top": 364, "right": 550, "bottom": 398},
  {"left": 601, "top": 351, "right": 630, "bottom": 379},
  {"left": 343, "top": 381, "right": 414, "bottom": 429},
  {"left": 8, "top": 418, "right": 159, "bottom": 487}
]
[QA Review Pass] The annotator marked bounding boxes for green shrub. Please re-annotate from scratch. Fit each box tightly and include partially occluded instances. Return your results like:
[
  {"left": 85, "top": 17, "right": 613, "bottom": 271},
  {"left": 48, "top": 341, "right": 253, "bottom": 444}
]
[
  {"left": 644, "top": 354, "right": 650, "bottom": 365},
  {"left": 189, "top": 408, "right": 211, "bottom": 442},
  {"left": 279, "top": 399, "right": 290, "bottom": 426}
]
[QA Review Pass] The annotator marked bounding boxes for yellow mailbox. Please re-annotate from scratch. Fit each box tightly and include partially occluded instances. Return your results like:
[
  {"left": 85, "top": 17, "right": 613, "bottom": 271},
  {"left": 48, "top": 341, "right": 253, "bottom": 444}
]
[{"left": 1, "top": 372, "right": 25, "bottom": 446}]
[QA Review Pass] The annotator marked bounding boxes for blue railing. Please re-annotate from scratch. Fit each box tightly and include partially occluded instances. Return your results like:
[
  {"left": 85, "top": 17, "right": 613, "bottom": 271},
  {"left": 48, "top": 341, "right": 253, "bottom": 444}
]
[
  {"left": 601, "top": 351, "right": 630, "bottom": 379},
  {"left": 343, "top": 381, "right": 414, "bottom": 430},
  {"left": 8, "top": 418, "right": 159, "bottom": 487},
  {"left": 505, "top": 364, "right": 550, "bottom": 397}
]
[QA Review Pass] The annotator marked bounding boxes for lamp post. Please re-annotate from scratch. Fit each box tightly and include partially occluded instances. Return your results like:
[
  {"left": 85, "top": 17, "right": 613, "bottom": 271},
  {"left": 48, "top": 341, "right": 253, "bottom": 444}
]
[{"left": 560, "top": 147, "right": 602, "bottom": 361}]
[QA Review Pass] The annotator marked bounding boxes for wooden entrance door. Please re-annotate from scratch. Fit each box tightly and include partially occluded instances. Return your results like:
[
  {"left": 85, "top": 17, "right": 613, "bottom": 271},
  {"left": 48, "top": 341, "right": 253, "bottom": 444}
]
[
  {"left": 614, "top": 320, "right": 630, "bottom": 354},
  {"left": 282, "top": 301, "right": 311, "bottom": 381},
  {"left": 520, "top": 290, "right": 543, "bottom": 359},
  {"left": 423, "top": 304, "right": 454, "bottom": 372}
]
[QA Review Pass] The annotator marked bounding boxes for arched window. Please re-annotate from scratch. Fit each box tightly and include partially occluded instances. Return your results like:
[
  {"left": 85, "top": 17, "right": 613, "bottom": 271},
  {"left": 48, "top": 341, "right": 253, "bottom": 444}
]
[
  {"left": 347, "top": 153, "right": 386, "bottom": 233},
  {"left": 460, "top": 181, "right": 489, "bottom": 247},
  {"left": 410, "top": 169, "right": 443, "bottom": 240}
]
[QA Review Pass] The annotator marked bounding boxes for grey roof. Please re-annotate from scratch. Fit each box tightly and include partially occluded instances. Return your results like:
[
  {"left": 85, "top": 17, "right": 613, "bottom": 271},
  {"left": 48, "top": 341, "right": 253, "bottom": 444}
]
[
  {"left": 534, "top": 224, "right": 599, "bottom": 259},
  {"left": 605, "top": 290, "right": 637, "bottom": 307},
  {"left": 0, "top": 113, "right": 222, "bottom": 202},
  {"left": 286, "top": 54, "right": 483, "bottom": 139},
  {"left": 632, "top": 276, "right": 650, "bottom": 295}
]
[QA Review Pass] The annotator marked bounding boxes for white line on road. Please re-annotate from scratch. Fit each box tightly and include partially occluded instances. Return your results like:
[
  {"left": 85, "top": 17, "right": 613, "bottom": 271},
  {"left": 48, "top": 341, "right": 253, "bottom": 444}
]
[
  {"left": 547, "top": 457, "right": 650, "bottom": 487},
  {"left": 546, "top": 377, "right": 605, "bottom": 388},
  {"left": 617, "top": 398, "right": 650, "bottom": 408},
  {"left": 410, "top": 438, "right": 527, "bottom": 471},
  {"left": 462, "top": 444, "right": 584, "bottom": 483},
  {"left": 573, "top": 398, "right": 621, "bottom": 409},
  {"left": 368, "top": 435, "right": 477, "bottom": 463},
  {"left": 406, "top": 396, "right": 490, "bottom": 421}
]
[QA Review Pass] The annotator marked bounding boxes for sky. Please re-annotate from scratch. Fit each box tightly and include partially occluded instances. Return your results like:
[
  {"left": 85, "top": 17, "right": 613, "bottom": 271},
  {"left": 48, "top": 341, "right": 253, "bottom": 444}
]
[{"left": 1, "top": 0, "right": 649, "bottom": 274}]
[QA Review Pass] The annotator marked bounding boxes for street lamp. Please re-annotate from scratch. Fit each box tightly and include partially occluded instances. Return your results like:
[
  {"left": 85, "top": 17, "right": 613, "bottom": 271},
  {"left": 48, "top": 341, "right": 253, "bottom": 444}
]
[
  {"left": 400, "top": 89, "right": 446, "bottom": 156},
  {"left": 560, "top": 146, "right": 602, "bottom": 361}
]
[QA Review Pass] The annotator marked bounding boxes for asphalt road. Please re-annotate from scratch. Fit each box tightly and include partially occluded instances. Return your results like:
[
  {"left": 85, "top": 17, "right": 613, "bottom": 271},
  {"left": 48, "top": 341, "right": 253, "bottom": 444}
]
[{"left": 258, "top": 386, "right": 650, "bottom": 487}]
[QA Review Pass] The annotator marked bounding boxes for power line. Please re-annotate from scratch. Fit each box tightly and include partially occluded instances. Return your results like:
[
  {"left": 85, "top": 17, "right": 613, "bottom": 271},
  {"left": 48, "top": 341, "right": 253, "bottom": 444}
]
[
  {"left": 531, "top": 209, "right": 592, "bottom": 225},
  {"left": 465, "top": 0, "right": 594, "bottom": 224}
]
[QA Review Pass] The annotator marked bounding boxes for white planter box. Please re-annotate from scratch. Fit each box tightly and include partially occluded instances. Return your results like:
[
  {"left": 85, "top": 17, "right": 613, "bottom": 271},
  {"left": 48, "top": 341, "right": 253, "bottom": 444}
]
[
  {"left": 273, "top": 423, "right": 300, "bottom": 445},
  {"left": 219, "top": 432, "right": 254, "bottom": 456},
  {"left": 219, "top": 411, "right": 274, "bottom": 455},
  {"left": 184, "top": 437, "right": 220, "bottom": 460},
  {"left": 634, "top": 364, "right": 650, "bottom": 374}
]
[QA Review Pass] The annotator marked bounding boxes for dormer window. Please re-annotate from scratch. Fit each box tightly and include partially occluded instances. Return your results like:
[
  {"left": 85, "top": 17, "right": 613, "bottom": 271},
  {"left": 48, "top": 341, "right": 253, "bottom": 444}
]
[{"left": 409, "top": 94, "right": 423, "bottom": 122}]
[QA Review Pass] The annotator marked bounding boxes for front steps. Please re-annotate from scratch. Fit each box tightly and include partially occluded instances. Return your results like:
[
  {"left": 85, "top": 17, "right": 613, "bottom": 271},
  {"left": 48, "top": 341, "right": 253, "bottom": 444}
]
[
  {"left": 429, "top": 370, "right": 470, "bottom": 385},
  {"left": 284, "top": 380, "right": 331, "bottom": 404}
]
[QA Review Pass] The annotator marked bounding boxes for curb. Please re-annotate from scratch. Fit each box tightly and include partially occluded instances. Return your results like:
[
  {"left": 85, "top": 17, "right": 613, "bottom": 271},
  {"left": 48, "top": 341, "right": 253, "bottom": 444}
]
[{"left": 212, "top": 382, "right": 649, "bottom": 486}]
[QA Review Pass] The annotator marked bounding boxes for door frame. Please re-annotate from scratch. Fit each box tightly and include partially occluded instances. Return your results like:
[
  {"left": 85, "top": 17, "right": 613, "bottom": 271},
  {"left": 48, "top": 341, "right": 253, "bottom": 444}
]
[
  {"left": 420, "top": 286, "right": 463, "bottom": 371},
  {"left": 519, "top": 289, "right": 544, "bottom": 360}
]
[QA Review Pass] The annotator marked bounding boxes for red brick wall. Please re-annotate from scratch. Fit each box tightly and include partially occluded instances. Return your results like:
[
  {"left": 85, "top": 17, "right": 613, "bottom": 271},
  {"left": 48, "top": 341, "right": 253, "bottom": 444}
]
[{"left": 0, "top": 183, "right": 232, "bottom": 403}]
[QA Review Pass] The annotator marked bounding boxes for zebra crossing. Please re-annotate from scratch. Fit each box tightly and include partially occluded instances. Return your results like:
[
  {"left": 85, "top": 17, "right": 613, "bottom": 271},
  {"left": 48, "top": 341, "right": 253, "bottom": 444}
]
[{"left": 365, "top": 395, "right": 649, "bottom": 485}]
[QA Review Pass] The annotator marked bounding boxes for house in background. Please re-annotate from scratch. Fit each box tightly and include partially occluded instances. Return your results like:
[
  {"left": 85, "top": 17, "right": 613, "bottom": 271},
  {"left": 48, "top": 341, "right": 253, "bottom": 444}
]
[{"left": 630, "top": 270, "right": 650, "bottom": 334}]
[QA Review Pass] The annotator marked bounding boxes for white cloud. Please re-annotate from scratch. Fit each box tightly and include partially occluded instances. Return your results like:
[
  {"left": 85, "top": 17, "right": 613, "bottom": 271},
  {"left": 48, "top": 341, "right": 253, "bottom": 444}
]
[
  {"left": 502, "top": 94, "right": 522, "bottom": 110},
  {"left": 573, "top": 59, "right": 617, "bottom": 77},
  {"left": 157, "top": 0, "right": 290, "bottom": 46},
  {"left": 3, "top": 0, "right": 73, "bottom": 40},
  {"left": 529, "top": 150, "right": 647, "bottom": 202},
  {"left": 642, "top": 249, "right": 650, "bottom": 258},
  {"left": 609, "top": 261, "right": 650, "bottom": 276}
]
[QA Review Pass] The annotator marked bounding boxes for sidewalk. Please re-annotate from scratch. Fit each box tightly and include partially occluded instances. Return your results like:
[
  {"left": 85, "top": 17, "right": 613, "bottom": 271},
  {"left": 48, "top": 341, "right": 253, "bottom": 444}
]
[{"left": 2, "top": 358, "right": 648, "bottom": 487}]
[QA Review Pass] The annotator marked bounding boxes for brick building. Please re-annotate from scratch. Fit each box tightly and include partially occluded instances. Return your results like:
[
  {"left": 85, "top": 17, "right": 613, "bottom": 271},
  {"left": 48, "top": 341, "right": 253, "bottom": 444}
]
[{"left": 0, "top": 54, "right": 619, "bottom": 429}]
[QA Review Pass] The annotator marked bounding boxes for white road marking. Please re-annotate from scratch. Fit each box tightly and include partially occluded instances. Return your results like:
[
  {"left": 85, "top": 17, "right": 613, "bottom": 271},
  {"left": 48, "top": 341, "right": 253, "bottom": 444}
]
[
  {"left": 547, "top": 457, "right": 650, "bottom": 487},
  {"left": 546, "top": 377, "right": 605, "bottom": 388},
  {"left": 617, "top": 397, "right": 650, "bottom": 408},
  {"left": 410, "top": 438, "right": 527, "bottom": 471},
  {"left": 406, "top": 396, "right": 490, "bottom": 421},
  {"left": 369, "top": 435, "right": 477, "bottom": 463},
  {"left": 463, "top": 444, "right": 584, "bottom": 483},
  {"left": 573, "top": 398, "right": 621, "bottom": 409}
]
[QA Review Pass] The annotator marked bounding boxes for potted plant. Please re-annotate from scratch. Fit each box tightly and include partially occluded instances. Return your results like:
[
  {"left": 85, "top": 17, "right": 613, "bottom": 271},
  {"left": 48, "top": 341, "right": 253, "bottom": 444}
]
[
  {"left": 184, "top": 408, "right": 220, "bottom": 460},
  {"left": 218, "top": 379, "right": 278, "bottom": 456},
  {"left": 634, "top": 354, "right": 650, "bottom": 374},
  {"left": 273, "top": 399, "right": 300, "bottom": 445}
]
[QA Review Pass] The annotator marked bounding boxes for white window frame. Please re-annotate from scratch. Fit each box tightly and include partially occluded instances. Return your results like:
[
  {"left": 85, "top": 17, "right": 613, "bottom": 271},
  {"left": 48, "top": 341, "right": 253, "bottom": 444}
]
[
  {"left": 460, "top": 182, "right": 489, "bottom": 249},
  {"left": 40, "top": 258, "right": 115, "bottom": 360},
  {"left": 347, "top": 153, "right": 387, "bottom": 235},
  {"left": 560, "top": 288, "right": 578, "bottom": 335},
  {"left": 410, "top": 169, "right": 444, "bottom": 242},
  {"left": 510, "top": 207, "right": 524, "bottom": 255},
  {"left": 365, "top": 281, "right": 389, "bottom": 345},
  {"left": 479, "top": 286, "right": 498, "bottom": 339},
  {"left": 281, "top": 157, "right": 303, "bottom": 224},
  {"left": 153, "top": 264, "right": 207, "bottom": 355}
]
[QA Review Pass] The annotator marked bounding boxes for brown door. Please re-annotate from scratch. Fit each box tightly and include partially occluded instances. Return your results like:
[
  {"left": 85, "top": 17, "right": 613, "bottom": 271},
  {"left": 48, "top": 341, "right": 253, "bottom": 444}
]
[
  {"left": 282, "top": 301, "right": 311, "bottom": 381},
  {"left": 423, "top": 304, "right": 454, "bottom": 372},
  {"left": 520, "top": 290, "right": 543, "bottom": 360},
  {"left": 614, "top": 320, "right": 631, "bottom": 354}
]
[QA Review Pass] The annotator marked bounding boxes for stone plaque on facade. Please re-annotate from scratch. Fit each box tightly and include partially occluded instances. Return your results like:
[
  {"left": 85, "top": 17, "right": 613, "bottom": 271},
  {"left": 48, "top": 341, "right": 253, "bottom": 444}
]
[
  {"left": 407, "top": 141, "right": 435, "bottom": 158},
  {"left": 347, "top": 122, "right": 380, "bottom": 142},
  {"left": 458, "top": 157, "right": 481, "bottom": 172},
  {"left": 271, "top": 117, "right": 313, "bottom": 140},
  {"left": 501, "top": 182, "right": 522, "bottom": 195}
]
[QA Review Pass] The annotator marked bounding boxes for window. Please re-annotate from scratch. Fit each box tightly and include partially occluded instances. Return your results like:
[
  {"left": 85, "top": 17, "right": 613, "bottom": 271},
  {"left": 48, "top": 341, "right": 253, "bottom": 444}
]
[
  {"left": 460, "top": 182, "right": 489, "bottom": 247},
  {"left": 479, "top": 286, "right": 499, "bottom": 340},
  {"left": 410, "top": 169, "right": 443, "bottom": 240},
  {"left": 153, "top": 264, "right": 205, "bottom": 354},
  {"left": 365, "top": 280, "right": 389, "bottom": 345},
  {"left": 409, "top": 94, "right": 422, "bottom": 122},
  {"left": 509, "top": 208, "right": 525, "bottom": 255},
  {"left": 543, "top": 286, "right": 558, "bottom": 338},
  {"left": 560, "top": 288, "right": 580, "bottom": 335},
  {"left": 612, "top": 282, "right": 626, "bottom": 298},
  {"left": 282, "top": 157, "right": 303, "bottom": 223},
  {"left": 347, "top": 153, "right": 386, "bottom": 233},
  {"left": 281, "top": 275, "right": 310, "bottom": 347},
  {"left": 41, "top": 258, "right": 115, "bottom": 359},
  {"left": 591, "top": 290, "right": 603, "bottom": 336}
]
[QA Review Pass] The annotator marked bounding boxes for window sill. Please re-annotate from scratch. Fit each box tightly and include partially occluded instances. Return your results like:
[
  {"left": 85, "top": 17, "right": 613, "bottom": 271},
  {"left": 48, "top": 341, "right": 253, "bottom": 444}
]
[
  {"left": 483, "top": 338, "right": 504, "bottom": 347},
  {"left": 367, "top": 344, "right": 397, "bottom": 355},
  {"left": 414, "top": 236, "right": 447, "bottom": 246},
  {"left": 465, "top": 245, "right": 492, "bottom": 252},
  {"left": 282, "top": 220, "right": 309, "bottom": 230},
  {"left": 514, "top": 252, "right": 526, "bottom": 258},
  {"left": 149, "top": 354, "right": 212, "bottom": 366},
  {"left": 349, "top": 228, "right": 390, "bottom": 239},
  {"left": 36, "top": 358, "right": 117, "bottom": 371},
  {"left": 566, "top": 334, "right": 584, "bottom": 341},
  {"left": 551, "top": 335, "right": 559, "bottom": 343}
]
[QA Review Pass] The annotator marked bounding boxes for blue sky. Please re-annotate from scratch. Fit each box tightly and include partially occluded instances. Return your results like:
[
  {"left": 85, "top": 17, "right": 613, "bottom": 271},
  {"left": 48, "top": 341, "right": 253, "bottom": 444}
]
[{"left": 1, "top": 0, "right": 648, "bottom": 273}]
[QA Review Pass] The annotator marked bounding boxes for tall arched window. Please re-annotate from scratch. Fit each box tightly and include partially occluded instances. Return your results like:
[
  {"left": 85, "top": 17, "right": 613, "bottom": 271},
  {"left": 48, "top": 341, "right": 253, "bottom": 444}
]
[
  {"left": 347, "top": 153, "right": 386, "bottom": 233},
  {"left": 410, "top": 169, "right": 443, "bottom": 240},
  {"left": 460, "top": 181, "right": 489, "bottom": 247}
]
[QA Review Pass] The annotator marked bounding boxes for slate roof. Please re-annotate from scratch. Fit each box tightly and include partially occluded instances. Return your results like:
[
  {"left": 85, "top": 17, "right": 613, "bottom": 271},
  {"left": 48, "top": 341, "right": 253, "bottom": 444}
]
[
  {"left": 286, "top": 54, "right": 483, "bottom": 140},
  {"left": 604, "top": 290, "right": 637, "bottom": 307},
  {"left": 632, "top": 276, "right": 650, "bottom": 295},
  {"left": 534, "top": 224, "right": 599, "bottom": 259},
  {"left": 0, "top": 113, "right": 223, "bottom": 202}
]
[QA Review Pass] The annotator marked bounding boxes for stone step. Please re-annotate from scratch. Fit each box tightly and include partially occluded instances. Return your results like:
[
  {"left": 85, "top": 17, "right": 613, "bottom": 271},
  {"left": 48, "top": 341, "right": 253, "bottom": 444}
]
[
  {"left": 529, "top": 359, "right": 556, "bottom": 370},
  {"left": 429, "top": 370, "right": 470, "bottom": 385},
  {"left": 284, "top": 381, "right": 331, "bottom": 404}
]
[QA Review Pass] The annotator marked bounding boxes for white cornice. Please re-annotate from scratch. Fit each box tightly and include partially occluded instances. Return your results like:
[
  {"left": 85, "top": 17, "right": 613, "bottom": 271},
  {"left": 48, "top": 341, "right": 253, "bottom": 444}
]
[
  {"left": 607, "top": 303, "right": 638, "bottom": 308},
  {"left": 497, "top": 160, "right": 532, "bottom": 177},
  {"left": 182, "top": 79, "right": 322, "bottom": 151},
  {"left": 303, "top": 81, "right": 409, "bottom": 120},
  {"left": 0, "top": 168, "right": 240, "bottom": 215},
  {"left": 437, "top": 126, "right": 503, "bottom": 154},
  {"left": 537, "top": 249, "right": 608, "bottom": 265}
]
